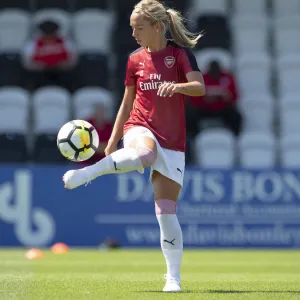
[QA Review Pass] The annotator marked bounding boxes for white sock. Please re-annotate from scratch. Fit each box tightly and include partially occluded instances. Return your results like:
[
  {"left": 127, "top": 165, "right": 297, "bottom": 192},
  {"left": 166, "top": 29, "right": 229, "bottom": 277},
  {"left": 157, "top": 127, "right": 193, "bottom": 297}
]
[
  {"left": 85, "top": 148, "right": 144, "bottom": 180},
  {"left": 156, "top": 214, "right": 183, "bottom": 281}
]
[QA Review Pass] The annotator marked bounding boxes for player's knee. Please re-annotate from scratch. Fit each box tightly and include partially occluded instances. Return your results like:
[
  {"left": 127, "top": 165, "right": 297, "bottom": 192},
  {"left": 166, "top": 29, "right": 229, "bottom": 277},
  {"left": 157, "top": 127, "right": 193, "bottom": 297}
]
[
  {"left": 155, "top": 199, "right": 177, "bottom": 215},
  {"left": 135, "top": 146, "right": 157, "bottom": 168}
]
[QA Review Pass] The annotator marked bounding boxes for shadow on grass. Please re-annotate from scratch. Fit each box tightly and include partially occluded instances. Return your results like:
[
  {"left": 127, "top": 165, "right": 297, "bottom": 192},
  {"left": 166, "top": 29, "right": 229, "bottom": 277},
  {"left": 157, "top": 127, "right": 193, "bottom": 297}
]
[
  {"left": 137, "top": 290, "right": 300, "bottom": 294},
  {"left": 135, "top": 290, "right": 195, "bottom": 293},
  {"left": 207, "top": 290, "right": 300, "bottom": 294}
]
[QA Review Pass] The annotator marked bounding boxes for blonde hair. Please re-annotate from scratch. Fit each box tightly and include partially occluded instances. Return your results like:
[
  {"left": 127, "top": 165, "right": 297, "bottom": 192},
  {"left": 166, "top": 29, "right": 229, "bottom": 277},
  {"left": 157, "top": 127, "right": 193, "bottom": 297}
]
[{"left": 133, "top": 0, "right": 201, "bottom": 48}]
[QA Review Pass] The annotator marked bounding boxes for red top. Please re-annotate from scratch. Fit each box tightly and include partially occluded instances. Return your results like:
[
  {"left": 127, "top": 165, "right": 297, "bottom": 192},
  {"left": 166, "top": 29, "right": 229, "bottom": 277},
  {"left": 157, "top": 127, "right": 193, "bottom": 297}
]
[
  {"left": 190, "top": 71, "right": 238, "bottom": 111},
  {"left": 83, "top": 119, "right": 113, "bottom": 164},
  {"left": 33, "top": 36, "right": 69, "bottom": 67},
  {"left": 124, "top": 41, "right": 200, "bottom": 152}
]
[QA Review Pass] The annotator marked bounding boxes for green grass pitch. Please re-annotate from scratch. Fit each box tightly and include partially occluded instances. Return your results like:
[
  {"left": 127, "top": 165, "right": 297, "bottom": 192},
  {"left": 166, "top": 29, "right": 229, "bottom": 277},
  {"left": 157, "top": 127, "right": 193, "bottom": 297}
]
[{"left": 0, "top": 249, "right": 300, "bottom": 299}]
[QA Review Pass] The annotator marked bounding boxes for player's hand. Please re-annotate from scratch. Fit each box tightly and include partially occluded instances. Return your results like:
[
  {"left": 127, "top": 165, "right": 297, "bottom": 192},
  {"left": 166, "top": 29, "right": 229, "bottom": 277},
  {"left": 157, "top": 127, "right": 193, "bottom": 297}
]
[
  {"left": 157, "top": 82, "right": 179, "bottom": 97},
  {"left": 104, "top": 141, "right": 117, "bottom": 156}
]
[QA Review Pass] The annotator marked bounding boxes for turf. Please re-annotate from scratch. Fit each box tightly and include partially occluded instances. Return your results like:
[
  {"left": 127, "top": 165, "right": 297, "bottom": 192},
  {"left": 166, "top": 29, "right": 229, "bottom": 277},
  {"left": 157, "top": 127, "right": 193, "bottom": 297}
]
[{"left": 0, "top": 249, "right": 300, "bottom": 300}]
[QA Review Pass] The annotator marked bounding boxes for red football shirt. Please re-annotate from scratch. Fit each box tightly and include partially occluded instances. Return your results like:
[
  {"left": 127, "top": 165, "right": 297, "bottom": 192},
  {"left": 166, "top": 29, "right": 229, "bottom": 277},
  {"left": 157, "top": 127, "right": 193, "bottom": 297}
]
[
  {"left": 124, "top": 40, "right": 200, "bottom": 152},
  {"left": 33, "top": 36, "right": 69, "bottom": 67},
  {"left": 190, "top": 71, "right": 238, "bottom": 111}
]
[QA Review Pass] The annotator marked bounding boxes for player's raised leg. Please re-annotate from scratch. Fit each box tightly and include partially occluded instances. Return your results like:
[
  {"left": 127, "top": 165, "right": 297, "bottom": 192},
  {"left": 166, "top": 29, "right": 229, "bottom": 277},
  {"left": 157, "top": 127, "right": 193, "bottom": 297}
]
[
  {"left": 152, "top": 171, "right": 183, "bottom": 292},
  {"left": 63, "top": 136, "right": 157, "bottom": 189}
]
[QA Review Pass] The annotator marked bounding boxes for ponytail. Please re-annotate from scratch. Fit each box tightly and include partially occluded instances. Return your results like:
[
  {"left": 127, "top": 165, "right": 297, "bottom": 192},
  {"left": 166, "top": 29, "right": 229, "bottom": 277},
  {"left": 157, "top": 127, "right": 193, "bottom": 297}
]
[
  {"left": 167, "top": 8, "right": 202, "bottom": 49},
  {"left": 134, "top": 0, "right": 202, "bottom": 48}
]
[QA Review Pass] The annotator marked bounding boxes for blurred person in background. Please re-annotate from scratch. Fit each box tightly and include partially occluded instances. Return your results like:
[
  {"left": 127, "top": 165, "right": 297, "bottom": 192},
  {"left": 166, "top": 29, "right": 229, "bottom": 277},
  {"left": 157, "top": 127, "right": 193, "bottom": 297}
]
[
  {"left": 82, "top": 103, "right": 113, "bottom": 165},
  {"left": 21, "top": 20, "right": 78, "bottom": 92},
  {"left": 186, "top": 60, "right": 242, "bottom": 137}
]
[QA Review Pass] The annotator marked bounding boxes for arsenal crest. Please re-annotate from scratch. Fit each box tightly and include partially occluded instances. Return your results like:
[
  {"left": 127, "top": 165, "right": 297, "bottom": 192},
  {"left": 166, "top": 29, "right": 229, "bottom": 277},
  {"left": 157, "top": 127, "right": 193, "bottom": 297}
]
[{"left": 164, "top": 56, "right": 175, "bottom": 68}]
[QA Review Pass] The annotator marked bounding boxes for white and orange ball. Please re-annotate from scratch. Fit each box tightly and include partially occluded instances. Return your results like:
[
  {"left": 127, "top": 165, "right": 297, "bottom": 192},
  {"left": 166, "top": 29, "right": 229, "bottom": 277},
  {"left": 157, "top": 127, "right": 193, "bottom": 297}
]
[{"left": 57, "top": 120, "right": 99, "bottom": 162}]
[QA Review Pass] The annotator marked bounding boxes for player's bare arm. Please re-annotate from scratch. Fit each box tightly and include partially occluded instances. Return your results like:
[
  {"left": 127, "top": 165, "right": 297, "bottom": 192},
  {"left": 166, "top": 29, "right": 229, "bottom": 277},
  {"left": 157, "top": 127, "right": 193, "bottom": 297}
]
[
  {"left": 105, "top": 85, "right": 136, "bottom": 155},
  {"left": 157, "top": 71, "right": 205, "bottom": 97}
]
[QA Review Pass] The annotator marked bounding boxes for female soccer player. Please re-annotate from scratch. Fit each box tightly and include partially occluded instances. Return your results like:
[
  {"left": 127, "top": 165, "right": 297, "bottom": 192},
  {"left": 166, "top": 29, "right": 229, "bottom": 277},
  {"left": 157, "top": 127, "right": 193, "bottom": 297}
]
[{"left": 63, "top": 0, "right": 205, "bottom": 292}]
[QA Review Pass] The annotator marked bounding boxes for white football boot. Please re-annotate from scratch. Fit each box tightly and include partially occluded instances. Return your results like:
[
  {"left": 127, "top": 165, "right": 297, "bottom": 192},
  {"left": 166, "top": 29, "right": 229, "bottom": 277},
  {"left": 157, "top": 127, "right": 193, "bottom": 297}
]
[
  {"left": 63, "top": 168, "right": 91, "bottom": 189},
  {"left": 163, "top": 274, "right": 181, "bottom": 292}
]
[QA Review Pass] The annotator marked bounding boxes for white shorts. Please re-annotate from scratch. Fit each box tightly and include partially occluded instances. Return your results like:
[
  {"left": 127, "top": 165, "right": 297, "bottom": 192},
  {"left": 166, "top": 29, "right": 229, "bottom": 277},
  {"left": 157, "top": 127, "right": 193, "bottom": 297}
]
[{"left": 123, "top": 126, "right": 185, "bottom": 186}]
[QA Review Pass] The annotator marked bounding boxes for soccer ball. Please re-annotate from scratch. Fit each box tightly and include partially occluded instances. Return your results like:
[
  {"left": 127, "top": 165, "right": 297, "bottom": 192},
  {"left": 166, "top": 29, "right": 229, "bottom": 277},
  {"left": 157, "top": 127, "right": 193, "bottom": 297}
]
[{"left": 57, "top": 120, "right": 99, "bottom": 162}]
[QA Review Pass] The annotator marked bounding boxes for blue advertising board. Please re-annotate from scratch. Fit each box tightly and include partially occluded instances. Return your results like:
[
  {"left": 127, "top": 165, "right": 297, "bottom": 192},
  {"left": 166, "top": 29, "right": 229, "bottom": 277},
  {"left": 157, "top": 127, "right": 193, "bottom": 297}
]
[{"left": 1, "top": 165, "right": 300, "bottom": 248}]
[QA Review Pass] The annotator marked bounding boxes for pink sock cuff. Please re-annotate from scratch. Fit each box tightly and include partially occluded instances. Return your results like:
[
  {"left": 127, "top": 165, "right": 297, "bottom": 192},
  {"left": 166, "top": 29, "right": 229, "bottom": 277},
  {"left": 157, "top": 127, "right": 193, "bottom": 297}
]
[{"left": 155, "top": 199, "right": 177, "bottom": 215}]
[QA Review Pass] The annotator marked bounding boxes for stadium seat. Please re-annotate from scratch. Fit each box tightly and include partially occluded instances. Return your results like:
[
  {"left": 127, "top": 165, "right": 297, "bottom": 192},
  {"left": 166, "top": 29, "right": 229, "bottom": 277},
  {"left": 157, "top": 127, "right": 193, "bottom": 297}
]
[
  {"left": 273, "top": 0, "right": 300, "bottom": 17},
  {"left": 233, "top": 0, "right": 267, "bottom": 16},
  {"left": 277, "top": 54, "right": 300, "bottom": 97},
  {"left": 73, "top": 9, "right": 114, "bottom": 55},
  {"left": 112, "top": 25, "right": 138, "bottom": 55},
  {"left": 74, "top": 0, "right": 110, "bottom": 10},
  {"left": 164, "top": 0, "right": 191, "bottom": 14},
  {"left": 32, "top": 86, "right": 71, "bottom": 133},
  {"left": 114, "top": 0, "right": 139, "bottom": 18},
  {"left": 232, "top": 15, "right": 269, "bottom": 32},
  {"left": 73, "top": 9, "right": 114, "bottom": 88},
  {"left": 275, "top": 28, "right": 300, "bottom": 56},
  {"left": 32, "top": 9, "right": 71, "bottom": 36},
  {"left": 239, "top": 94, "right": 274, "bottom": 133},
  {"left": 0, "top": 9, "right": 30, "bottom": 52},
  {"left": 278, "top": 69, "right": 300, "bottom": 98},
  {"left": 195, "top": 15, "right": 231, "bottom": 50},
  {"left": 32, "top": 86, "right": 71, "bottom": 163},
  {"left": 274, "top": 15, "right": 300, "bottom": 31},
  {"left": 73, "top": 87, "right": 114, "bottom": 120},
  {"left": 191, "top": 0, "right": 227, "bottom": 17},
  {"left": 34, "top": 0, "right": 71, "bottom": 10},
  {"left": 279, "top": 95, "right": 300, "bottom": 135},
  {"left": 111, "top": 0, "right": 137, "bottom": 54},
  {"left": 280, "top": 134, "right": 300, "bottom": 168},
  {"left": 0, "top": 9, "right": 29, "bottom": 86},
  {"left": 0, "top": 0, "right": 30, "bottom": 10},
  {"left": 233, "top": 27, "right": 268, "bottom": 55},
  {"left": 0, "top": 87, "right": 29, "bottom": 162},
  {"left": 280, "top": 108, "right": 300, "bottom": 135},
  {"left": 236, "top": 52, "right": 271, "bottom": 95},
  {"left": 277, "top": 54, "right": 300, "bottom": 69},
  {"left": 237, "top": 67, "right": 271, "bottom": 96},
  {"left": 238, "top": 132, "right": 276, "bottom": 168},
  {"left": 194, "top": 49, "right": 232, "bottom": 72},
  {"left": 195, "top": 129, "right": 235, "bottom": 167},
  {"left": 112, "top": 50, "right": 134, "bottom": 103},
  {"left": 76, "top": 53, "right": 109, "bottom": 89},
  {"left": 236, "top": 52, "right": 271, "bottom": 74},
  {"left": 0, "top": 54, "right": 24, "bottom": 86}
]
